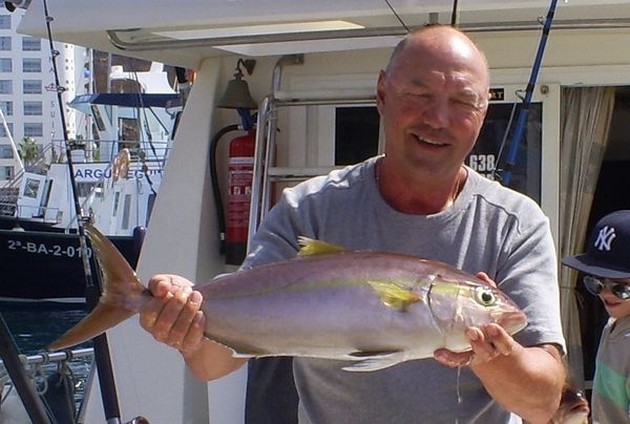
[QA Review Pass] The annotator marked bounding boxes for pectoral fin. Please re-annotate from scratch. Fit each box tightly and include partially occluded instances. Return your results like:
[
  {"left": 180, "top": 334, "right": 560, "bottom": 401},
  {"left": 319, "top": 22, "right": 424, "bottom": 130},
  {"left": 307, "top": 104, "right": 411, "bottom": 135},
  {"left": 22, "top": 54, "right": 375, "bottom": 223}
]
[
  {"left": 344, "top": 351, "right": 407, "bottom": 372},
  {"left": 368, "top": 281, "right": 421, "bottom": 312}
]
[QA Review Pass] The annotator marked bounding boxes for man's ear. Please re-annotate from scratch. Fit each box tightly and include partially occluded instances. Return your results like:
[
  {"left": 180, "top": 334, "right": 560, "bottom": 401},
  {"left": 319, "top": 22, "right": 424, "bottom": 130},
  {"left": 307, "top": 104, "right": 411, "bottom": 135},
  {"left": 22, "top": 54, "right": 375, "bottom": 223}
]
[{"left": 376, "top": 70, "right": 387, "bottom": 114}]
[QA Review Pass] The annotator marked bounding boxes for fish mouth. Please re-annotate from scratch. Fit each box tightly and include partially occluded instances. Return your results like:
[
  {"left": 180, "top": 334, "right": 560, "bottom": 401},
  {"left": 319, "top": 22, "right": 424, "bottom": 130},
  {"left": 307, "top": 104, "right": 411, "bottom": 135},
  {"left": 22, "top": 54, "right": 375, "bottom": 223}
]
[{"left": 496, "top": 310, "right": 528, "bottom": 335}]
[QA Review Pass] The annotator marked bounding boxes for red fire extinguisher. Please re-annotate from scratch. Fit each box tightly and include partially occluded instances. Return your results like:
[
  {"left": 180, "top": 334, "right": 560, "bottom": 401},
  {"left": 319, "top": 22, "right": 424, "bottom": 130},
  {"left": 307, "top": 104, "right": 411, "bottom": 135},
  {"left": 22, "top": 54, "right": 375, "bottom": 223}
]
[{"left": 225, "top": 129, "right": 256, "bottom": 265}]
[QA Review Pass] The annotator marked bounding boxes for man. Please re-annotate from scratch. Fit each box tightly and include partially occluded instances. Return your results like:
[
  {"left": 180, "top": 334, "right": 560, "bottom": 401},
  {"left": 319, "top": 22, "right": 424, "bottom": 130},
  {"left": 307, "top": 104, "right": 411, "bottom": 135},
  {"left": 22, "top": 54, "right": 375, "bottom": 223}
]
[{"left": 140, "top": 25, "right": 566, "bottom": 423}]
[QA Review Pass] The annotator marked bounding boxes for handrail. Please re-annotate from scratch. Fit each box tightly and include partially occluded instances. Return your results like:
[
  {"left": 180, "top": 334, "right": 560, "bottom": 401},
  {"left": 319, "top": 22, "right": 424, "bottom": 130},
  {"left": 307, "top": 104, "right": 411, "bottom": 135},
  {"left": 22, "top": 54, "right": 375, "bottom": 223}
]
[{"left": 0, "top": 348, "right": 94, "bottom": 369}]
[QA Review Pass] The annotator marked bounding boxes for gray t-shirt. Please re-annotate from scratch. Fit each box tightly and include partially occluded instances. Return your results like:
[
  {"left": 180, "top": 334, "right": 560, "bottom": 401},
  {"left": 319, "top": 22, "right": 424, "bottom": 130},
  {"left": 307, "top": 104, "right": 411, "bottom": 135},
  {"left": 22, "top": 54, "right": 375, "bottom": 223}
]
[{"left": 242, "top": 156, "right": 565, "bottom": 423}]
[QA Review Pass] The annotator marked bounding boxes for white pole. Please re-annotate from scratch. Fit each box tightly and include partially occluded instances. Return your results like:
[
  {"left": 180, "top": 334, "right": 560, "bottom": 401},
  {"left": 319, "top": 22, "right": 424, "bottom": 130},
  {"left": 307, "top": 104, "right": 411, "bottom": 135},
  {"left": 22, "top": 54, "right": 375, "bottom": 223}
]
[{"left": 0, "top": 107, "right": 25, "bottom": 175}]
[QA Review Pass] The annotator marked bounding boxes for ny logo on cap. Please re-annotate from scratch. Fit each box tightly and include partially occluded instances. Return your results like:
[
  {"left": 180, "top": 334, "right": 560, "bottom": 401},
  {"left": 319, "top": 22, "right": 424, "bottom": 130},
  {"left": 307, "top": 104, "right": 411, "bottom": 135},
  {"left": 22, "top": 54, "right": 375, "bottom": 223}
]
[{"left": 594, "top": 225, "right": 616, "bottom": 251}]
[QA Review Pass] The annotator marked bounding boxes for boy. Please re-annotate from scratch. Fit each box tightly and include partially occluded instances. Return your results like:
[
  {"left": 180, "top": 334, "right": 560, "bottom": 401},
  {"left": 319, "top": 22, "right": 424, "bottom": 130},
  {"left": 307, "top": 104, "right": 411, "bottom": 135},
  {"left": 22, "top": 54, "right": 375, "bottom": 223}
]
[{"left": 562, "top": 209, "right": 630, "bottom": 423}]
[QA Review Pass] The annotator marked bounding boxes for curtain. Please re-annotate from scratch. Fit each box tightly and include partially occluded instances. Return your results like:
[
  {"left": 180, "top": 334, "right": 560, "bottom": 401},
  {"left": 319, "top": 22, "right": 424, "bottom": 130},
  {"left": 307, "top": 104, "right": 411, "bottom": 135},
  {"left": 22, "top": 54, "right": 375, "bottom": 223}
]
[{"left": 559, "top": 86, "right": 615, "bottom": 387}]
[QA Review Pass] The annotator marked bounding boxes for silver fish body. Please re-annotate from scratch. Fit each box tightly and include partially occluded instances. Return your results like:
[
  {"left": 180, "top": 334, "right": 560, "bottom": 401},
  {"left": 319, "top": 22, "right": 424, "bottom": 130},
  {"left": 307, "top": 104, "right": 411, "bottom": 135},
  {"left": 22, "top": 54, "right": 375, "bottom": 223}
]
[
  {"left": 49, "top": 225, "right": 527, "bottom": 372},
  {"left": 202, "top": 251, "right": 527, "bottom": 370}
]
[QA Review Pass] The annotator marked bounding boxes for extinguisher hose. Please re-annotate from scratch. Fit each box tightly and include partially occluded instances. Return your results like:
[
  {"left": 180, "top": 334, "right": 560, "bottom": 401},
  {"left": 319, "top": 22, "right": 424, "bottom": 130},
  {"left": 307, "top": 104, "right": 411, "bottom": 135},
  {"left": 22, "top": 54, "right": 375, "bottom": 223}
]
[{"left": 209, "top": 124, "right": 241, "bottom": 254}]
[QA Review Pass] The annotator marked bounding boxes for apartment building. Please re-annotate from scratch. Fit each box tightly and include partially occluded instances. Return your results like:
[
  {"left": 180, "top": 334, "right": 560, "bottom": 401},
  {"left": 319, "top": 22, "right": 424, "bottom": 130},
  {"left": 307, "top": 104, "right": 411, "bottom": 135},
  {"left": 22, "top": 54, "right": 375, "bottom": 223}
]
[{"left": 0, "top": 3, "right": 85, "bottom": 182}]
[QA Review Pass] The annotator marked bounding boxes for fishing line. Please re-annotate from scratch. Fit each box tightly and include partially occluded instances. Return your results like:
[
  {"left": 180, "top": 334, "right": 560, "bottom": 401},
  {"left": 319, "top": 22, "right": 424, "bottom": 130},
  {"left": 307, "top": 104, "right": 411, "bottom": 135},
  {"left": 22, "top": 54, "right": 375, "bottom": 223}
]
[
  {"left": 41, "top": 1, "right": 123, "bottom": 422},
  {"left": 383, "top": 0, "right": 410, "bottom": 33},
  {"left": 41, "top": 0, "right": 92, "bottom": 286}
]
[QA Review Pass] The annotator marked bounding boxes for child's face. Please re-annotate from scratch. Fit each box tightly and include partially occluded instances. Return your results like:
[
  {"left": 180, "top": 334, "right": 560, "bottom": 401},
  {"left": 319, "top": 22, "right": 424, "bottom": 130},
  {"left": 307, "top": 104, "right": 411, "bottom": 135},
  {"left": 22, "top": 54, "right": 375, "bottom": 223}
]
[{"left": 584, "top": 276, "right": 630, "bottom": 319}]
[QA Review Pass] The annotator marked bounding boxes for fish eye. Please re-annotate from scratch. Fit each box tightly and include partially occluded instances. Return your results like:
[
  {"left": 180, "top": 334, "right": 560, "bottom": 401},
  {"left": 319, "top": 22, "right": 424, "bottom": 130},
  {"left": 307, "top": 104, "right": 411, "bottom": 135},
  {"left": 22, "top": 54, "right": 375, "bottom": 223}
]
[{"left": 474, "top": 287, "right": 497, "bottom": 306}]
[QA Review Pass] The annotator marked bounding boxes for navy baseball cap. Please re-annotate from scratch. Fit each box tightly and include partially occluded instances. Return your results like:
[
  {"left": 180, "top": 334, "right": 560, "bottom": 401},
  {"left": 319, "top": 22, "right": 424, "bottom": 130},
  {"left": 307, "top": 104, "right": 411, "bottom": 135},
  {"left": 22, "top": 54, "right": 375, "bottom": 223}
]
[{"left": 562, "top": 210, "right": 630, "bottom": 279}]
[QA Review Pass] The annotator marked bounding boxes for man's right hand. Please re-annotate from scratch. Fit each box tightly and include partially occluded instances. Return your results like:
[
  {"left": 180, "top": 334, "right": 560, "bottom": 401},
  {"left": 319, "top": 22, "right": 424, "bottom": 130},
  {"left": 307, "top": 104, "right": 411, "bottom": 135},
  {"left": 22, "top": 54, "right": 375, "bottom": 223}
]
[{"left": 139, "top": 274, "right": 206, "bottom": 357}]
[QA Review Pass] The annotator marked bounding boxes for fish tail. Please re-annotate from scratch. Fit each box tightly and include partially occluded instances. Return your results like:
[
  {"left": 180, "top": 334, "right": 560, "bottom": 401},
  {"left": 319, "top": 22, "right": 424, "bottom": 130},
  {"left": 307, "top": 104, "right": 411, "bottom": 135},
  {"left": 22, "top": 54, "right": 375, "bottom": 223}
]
[{"left": 48, "top": 223, "right": 149, "bottom": 351}]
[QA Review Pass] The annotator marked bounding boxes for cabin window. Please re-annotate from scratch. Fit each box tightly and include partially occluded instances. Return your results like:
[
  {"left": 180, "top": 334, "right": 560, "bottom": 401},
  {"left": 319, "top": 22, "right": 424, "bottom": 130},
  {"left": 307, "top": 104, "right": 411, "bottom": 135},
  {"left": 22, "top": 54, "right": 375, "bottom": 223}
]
[
  {"left": 77, "top": 182, "right": 98, "bottom": 198},
  {"left": 23, "top": 177, "right": 40, "bottom": 198},
  {"left": 113, "top": 191, "right": 120, "bottom": 217},
  {"left": 469, "top": 102, "right": 543, "bottom": 203},
  {"left": 122, "top": 194, "right": 132, "bottom": 230},
  {"left": 334, "top": 106, "right": 380, "bottom": 165}
]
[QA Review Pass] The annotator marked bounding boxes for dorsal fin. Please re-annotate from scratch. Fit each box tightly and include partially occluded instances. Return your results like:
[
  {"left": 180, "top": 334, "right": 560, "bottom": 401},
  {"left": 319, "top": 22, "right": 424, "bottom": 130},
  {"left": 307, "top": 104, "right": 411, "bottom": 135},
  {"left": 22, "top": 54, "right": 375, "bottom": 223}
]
[
  {"left": 297, "top": 236, "right": 346, "bottom": 256},
  {"left": 367, "top": 281, "right": 422, "bottom": 312}
]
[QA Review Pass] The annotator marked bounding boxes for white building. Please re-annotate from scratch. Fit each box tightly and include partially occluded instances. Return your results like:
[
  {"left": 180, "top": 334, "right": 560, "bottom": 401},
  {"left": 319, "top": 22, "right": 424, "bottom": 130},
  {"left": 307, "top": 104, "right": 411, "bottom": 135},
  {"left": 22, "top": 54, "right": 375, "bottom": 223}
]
[{"left": 0, "top": 3, "right": 86, "bottom": 182}]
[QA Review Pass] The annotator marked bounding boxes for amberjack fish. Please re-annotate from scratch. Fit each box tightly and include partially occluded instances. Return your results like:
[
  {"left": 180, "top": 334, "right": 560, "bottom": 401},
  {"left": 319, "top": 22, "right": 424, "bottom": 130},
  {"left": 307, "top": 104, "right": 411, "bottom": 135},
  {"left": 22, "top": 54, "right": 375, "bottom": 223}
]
[{"left": 49, "top": 224, "right": 527, "bottom": 372}]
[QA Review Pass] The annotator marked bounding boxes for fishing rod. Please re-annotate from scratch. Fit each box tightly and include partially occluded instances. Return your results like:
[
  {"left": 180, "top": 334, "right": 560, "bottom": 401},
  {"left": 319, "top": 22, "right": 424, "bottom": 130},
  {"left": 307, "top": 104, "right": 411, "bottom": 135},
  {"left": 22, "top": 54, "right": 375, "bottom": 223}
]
[
  {"left": 41, "top": 1, "right": 123, "bottom": 423},
  {"left": 500, "top": 0, "right": 558, "bottom": 185},
  {"left": 0, "top": 314, "right": 52, "bottom": 424}
]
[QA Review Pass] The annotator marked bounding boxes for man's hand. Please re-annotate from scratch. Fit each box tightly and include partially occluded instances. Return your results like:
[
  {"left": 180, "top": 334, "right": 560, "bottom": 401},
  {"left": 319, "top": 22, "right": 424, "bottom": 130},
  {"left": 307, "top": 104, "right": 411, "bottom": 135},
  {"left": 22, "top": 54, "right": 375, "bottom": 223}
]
[
  {"left": 433, "top": 323, "right": 524, "bottom": 367},
  {"left": 139, "top": 274, "right": 206, "bottom": 357},
  {"left": 433, "top": 272, "right": 523, "bottom": 367}
]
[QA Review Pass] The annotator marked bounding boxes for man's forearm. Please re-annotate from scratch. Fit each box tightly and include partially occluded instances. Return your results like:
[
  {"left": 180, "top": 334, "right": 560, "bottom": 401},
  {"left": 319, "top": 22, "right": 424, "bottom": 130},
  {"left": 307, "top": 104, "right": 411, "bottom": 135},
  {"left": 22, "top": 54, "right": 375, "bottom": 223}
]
[
  {"left": 472, "top": 345, "right": 564, "bottom": 423},
  {"left": 181, "top": 339, "right": 248, "bottom": 381}
]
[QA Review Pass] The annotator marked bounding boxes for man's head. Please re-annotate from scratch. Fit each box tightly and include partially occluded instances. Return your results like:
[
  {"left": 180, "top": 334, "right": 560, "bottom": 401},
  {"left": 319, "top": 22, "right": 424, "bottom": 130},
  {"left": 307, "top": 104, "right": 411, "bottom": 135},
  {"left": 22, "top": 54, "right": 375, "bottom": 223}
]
[
  {"left": 562, "top": 210, "right": 630, "bottom": 318},
  {"left": 376, "top": 25, "right": 490, "bottom": 179}
]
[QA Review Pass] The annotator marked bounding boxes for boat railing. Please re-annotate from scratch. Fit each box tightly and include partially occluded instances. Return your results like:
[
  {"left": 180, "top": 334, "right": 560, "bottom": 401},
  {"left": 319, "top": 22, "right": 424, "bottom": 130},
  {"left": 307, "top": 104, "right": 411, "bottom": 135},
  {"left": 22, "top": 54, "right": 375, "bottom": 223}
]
[
  {"left": 0, "top": 187, "right": 18, "bottom": 218},
  {"left": 0, "top": 348, "right": 94, "bottom": 416},
  {"left": 10, "top": 204, "right": 63, "bottom": 225}
]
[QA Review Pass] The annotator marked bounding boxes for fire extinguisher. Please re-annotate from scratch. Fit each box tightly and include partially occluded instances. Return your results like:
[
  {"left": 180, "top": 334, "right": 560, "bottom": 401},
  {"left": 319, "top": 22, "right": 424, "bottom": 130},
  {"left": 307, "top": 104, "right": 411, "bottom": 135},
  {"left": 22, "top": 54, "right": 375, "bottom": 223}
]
[
  {"left": 224, "top": 130, "right": 255, "bottom": 265},
  {"left": 209, "top": 118, "right": 256, "bottom": 265}
]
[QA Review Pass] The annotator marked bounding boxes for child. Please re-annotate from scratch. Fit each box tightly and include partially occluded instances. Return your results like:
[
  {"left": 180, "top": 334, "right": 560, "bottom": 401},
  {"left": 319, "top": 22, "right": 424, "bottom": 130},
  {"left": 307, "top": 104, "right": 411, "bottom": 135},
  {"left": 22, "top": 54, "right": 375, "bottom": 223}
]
[{"left": 562, "top": 209, "right": 630, "bottom": 424}]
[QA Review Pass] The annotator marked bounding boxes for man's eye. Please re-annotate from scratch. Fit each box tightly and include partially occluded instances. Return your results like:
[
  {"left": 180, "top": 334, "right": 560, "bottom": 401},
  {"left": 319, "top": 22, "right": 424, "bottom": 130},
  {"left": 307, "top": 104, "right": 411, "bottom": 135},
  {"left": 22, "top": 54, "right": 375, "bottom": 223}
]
[
  {"left": 451, "top": 98, "right": 481, "bottom": 110},
  {"left": 404, "top": 92, "right": 431, "bottom": 102}
]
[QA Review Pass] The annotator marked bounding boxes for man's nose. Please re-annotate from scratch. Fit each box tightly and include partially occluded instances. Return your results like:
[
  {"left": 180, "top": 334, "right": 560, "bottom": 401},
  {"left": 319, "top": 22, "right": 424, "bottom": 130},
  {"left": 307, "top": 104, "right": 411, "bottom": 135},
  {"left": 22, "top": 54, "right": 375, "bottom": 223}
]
[{"left": 422, "top": 97, "right": 450, "bottom": 129}]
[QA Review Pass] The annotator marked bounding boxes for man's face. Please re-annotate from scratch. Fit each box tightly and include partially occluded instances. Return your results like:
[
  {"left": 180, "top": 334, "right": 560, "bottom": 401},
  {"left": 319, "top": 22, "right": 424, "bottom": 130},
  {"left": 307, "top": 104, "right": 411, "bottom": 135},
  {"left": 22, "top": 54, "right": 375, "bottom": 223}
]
[{"left": 376, "top": 31, "right": 489, "bottom": 178}]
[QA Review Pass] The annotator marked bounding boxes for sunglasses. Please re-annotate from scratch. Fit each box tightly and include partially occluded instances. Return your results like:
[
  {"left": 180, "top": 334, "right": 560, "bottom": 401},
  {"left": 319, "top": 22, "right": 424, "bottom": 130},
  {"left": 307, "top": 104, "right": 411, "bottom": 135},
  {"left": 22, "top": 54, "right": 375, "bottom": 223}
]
[{"left": 583, "top": 275, "right": 630, "bottom": 300}]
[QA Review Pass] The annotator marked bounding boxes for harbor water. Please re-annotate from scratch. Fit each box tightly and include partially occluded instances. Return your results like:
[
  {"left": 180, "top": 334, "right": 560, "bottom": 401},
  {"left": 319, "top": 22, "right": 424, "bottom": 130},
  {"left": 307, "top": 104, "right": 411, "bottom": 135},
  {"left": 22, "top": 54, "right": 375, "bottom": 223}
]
[
  {"left": 0, "top": 302, "right": 88, "bottom": 355},
  {"left": 0, "top": 301, "right": 92, "bottom": 419}
]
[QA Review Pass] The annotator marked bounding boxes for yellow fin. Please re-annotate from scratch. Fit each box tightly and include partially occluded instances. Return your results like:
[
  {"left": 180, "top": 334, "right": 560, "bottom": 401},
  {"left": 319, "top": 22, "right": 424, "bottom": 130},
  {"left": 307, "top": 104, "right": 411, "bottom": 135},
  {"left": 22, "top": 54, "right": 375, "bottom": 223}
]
[
  {"left": 297, "top": 237, "right": 346, "bottom": 256},
  {"left": 368, "top": 281, "right": 421, "bottom": 312}
]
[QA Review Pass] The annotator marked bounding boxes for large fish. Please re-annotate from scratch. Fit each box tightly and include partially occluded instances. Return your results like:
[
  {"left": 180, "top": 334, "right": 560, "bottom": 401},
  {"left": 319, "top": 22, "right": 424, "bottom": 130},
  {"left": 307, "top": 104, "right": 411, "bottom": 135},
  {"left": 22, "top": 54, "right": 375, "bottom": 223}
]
[{"left": 49, "top": 224, "right": 527, "bottom": 372}]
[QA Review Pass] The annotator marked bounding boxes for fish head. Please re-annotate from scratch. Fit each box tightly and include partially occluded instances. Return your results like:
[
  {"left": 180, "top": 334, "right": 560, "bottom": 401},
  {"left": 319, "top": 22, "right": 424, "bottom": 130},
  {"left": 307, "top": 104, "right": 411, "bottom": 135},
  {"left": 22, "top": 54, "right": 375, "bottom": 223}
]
[
  {"left": 428, "top": 280, "right": 528, "bottom": 352},
  {"left": 550, "top": 386, "right": 590, "bottom": 424}
]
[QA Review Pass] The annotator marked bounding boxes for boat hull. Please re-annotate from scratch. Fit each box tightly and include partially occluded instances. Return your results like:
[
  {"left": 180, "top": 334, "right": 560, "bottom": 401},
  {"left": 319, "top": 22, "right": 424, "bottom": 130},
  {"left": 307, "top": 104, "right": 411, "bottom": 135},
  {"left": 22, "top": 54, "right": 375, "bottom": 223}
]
[{"left": 0, "top": 228, "right": 142, "bottom": 301}]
